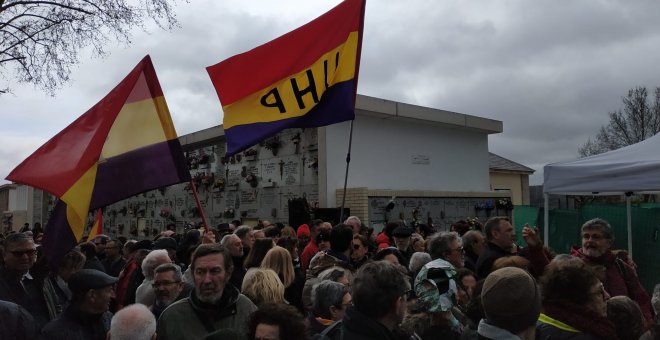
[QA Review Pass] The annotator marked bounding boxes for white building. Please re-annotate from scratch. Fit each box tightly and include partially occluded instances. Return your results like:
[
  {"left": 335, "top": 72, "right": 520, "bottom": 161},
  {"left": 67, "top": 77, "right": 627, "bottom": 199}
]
[{"left": 8, "top": 94, "right": 532, "bottom": 237}]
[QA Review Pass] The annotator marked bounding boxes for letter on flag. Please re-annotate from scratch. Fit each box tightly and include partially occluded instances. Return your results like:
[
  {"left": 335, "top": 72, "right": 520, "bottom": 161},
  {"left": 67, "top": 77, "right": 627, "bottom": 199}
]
[
  {"left": 6, "top": 55, "right": 190, "bottom": 269},
  {"left": 207, "top": 0, "right": 366, "bottom": 156}
]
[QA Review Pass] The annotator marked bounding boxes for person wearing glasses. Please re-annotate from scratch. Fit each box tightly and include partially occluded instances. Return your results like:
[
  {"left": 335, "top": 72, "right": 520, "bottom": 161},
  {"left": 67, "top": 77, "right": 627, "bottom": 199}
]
[
  {"left": 350, "top": 234, "right": 370, "bottom": 270},
  {"left": 523, "top": 218, "right": 652, "bottom": 326},
  {"left": 536, "top": 260, "right": 615, "bottom": 339},
  {"left": 135, "top": 249, "right": 172, "bottom": 306},
  {"left": 427, "top": 231, "right": 465, "bottom": 269},
  {"left": 150, "top": 263, "right": 189, "bottom": 319},
  {"left": 0, "top": 232, "right": 50, "bottom": 330},
  {"left": 102, "top": 239, "right": 126, "bottom": 278},
  {"left": 309, "top": 280, "right": 351, "bottom": 339}
]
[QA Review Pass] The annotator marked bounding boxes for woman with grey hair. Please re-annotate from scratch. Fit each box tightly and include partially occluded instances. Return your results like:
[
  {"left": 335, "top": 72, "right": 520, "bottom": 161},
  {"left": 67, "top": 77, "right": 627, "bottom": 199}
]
[
  {"left": 135, "top": 249, "right": 171, "bottom": 306},
  {"left": 409, "top": 251, "right": 432, "bottom": 278},
  {"left": 309, "top": 280, "right": 351, "bottom": 339},
  {"left": 302, "top": 266, "right": 353, "bottom": 311}
]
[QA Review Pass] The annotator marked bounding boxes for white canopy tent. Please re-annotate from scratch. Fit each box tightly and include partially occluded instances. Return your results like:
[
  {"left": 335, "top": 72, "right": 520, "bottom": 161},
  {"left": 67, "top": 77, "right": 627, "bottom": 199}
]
[{"left": 543, "top": 132, "right": 660, "bottom": 259}]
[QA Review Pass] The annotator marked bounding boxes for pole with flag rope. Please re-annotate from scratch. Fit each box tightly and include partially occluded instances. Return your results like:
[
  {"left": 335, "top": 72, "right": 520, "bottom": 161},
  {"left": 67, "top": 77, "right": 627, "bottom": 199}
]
[
  {"left": 189, "top": 180, "right": 210, "bottom": 233},
  {"left": 338, "top": 120, "right": 355, "bottom": 223}
]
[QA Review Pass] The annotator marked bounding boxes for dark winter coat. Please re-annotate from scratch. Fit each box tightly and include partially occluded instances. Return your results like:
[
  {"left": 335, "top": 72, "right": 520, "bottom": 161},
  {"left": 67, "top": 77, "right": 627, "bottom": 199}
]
[
  {"left": 475, "top": 242, "right": 509, "bottom": 279},
  {"left": 0, "top": 300, "right": 37, "bottom": 340},
  {"left": 157, "top": 283, "right": 257, "bottom": 340},
  {"left": 38, "top": 304, "right": 112, "bottom": 340},
  {"left": 340, "top": 307, "right": 398, "bottom": 340}
]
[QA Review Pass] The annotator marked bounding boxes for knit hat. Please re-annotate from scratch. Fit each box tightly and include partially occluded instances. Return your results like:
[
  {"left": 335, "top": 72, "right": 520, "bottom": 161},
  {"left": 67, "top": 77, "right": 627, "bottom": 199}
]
[
  {"left": 297, "top": 224, "right": 310, "bottom": 238},
  {"left": 481, "top": 267, "right": 541, "bottom": 334}
]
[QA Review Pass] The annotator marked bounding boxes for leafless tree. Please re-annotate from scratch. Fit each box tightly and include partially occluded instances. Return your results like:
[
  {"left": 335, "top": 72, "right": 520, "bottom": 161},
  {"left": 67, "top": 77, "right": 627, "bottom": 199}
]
[
  {"left": 0, "top": 0, "right": 181, "bottom": 95},
  {"left": 579, "top": 86, "right": 660, "bottom": 157}
]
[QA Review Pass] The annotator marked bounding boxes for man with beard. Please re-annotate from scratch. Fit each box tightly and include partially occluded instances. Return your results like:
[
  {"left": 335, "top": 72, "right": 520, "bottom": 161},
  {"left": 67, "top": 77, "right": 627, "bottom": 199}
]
[
  {"left": 391, "top": 226, "right": 414, "bottom": 267},
  {"left": 524, "top": 218, "right": 652, "bottom": 325},
  {"left": 157, "top": 243, "right": 257, "bottom": 339},
  {"left": 150, "top": 263, "right": 190, "bottom": 318},
  {"left": 220, "top": 234, "right": 246, "bottom": 291}
]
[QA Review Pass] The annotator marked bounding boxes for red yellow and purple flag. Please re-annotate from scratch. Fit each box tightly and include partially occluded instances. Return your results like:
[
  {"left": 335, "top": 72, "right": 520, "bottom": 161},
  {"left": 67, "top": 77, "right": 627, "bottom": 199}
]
[
  {"left": 87, "top": 208, "right": 103, "bottom": 241},
  {"left": 6, "top": 55, "right": 190, "bottom": 269},
  {"left": 207, "top": 0, "right": 366, "bottom": 156}
]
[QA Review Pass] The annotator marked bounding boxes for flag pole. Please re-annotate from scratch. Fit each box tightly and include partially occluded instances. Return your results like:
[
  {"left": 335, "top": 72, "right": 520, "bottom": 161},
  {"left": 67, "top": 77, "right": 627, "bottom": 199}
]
[
  {"left": 190, "top": 180, "right": 210, "bottom": 232},
  {"left": 339, "top": 120, "right": 355, "bottom": 223}
]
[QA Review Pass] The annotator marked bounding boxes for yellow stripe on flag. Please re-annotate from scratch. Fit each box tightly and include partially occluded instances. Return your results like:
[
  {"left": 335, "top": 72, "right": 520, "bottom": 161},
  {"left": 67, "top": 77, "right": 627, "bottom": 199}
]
[
  {"left": 100, "top": 96, "right": 172, "bottom": 159},
  {"left": 60, "top": 164, "right": 98, "bottom": 241},
  {"left": 223, "top": 32, "right": 359, "bottom": 129}
]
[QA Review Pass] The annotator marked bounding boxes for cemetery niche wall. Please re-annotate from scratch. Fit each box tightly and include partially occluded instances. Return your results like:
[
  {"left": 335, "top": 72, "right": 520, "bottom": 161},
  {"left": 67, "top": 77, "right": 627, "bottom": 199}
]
[{"left": 101, "top": 127, "right": 319, "bottom": 238}]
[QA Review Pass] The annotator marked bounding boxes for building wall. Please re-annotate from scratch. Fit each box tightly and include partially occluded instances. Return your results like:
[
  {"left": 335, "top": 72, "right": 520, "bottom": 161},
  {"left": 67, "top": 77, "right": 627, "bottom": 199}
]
[
  {"left": 323, "top": 114, "right": 491, "bottom": 207},
  {"left": 490, "top": 172, "right": 530, "bottom": 205},
  {"left": 337, "top": 188, "right": 511, "bottom": 232},
  {"left": 101, "top": 127, "right": 321, "bottom": 238}
]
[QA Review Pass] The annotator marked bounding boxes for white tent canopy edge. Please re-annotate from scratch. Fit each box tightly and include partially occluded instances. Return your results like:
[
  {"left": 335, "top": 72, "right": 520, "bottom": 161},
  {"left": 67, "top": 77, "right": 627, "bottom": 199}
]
[{"left": 542, "top": 132, "right": 660, "bottom": 259}]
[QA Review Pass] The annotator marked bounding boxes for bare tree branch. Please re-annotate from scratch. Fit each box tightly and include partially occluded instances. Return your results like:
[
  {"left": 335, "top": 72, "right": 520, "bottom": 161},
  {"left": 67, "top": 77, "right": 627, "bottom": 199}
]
[
  {"left": 0, "top": 0, "right": 182, "bottom": 95},
  {"left": 579, "top": 86, "right": 660, "bottom": 156}
]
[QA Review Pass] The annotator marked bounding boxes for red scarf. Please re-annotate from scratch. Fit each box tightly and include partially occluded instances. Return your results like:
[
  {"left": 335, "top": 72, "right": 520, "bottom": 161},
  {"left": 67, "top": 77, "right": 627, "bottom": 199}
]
[{"left": 543, "top": 301, "right": 619, "bottom": 340}]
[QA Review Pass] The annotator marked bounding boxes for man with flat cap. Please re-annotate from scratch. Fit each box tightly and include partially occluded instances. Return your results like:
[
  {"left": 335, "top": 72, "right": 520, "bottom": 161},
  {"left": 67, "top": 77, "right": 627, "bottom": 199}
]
[
  {"left": 39, "top": 269, "right": 117, "bottom": 340},
  {"left": 391, "top": 226, "right": 414, "bottom": 267}
]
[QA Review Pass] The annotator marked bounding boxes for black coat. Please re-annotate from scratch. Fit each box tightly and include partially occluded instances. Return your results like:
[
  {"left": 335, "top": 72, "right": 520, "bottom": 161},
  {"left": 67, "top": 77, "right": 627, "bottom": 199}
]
[
  {"left": 0, "top": 300, "right": 36, "bottom": 340},
  {"left": 475, "top": 242, "right": 509, "bottom": 279},
  {"left": 39, "top": 304, "right": 112, "bottom": 340},
  {"left": 340, "top": 307, "right": 399, "bottom": 340},
  {"left": 0, "top": 267, "right": 50, "bottom": 330}
]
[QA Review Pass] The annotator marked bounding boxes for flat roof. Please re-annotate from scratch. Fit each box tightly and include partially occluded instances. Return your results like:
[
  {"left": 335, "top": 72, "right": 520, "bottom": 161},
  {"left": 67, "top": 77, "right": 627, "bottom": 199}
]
[
  {"left": 356, "top": 95, "right": 503, "bottom": 134},
  {"left": 179, "top": 94, "right": 503, "bottom": 147}
]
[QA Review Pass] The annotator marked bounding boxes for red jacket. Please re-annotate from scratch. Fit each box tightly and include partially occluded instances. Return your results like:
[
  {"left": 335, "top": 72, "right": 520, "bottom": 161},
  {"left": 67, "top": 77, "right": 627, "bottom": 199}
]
[
  {"left": 375, "top": 232, "right": 391, "bottom": 248},
  {"left": 114, "top": 260, "right": 137, "bottom": 311},
  {"left": 300, "top": 240, "right": 318, "bottom": 276},
  {"left": 527, "top": 244, "right": 652, "bottom": 327},
  {"left": 570, "top": 247, "right": 652, "bottom": 326}
]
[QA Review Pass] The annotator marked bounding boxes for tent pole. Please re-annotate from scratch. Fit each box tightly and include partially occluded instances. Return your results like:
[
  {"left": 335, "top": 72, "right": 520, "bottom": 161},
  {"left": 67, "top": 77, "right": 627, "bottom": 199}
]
[
  {"left": 544, "top": 193, "right": 549, "bottom": 247},
  {"left": 626, "top": 193, "right": 633, "bottom": 260}
]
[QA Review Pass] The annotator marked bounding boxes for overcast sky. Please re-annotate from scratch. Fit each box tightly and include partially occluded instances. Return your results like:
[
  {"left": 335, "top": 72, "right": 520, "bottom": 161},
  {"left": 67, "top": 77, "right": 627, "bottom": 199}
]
[{"left": 3, "top": 0, "right": 660, "bottom": 186}]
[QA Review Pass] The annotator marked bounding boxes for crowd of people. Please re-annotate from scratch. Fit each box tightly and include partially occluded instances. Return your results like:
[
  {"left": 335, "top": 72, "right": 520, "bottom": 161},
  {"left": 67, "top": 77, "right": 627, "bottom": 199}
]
[{"left": 0, "top": 216, "right": 658, "bottom": 340}]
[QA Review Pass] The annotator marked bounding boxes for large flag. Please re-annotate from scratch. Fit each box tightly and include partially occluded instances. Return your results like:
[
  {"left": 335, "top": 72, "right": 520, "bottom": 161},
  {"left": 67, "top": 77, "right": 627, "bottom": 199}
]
[
  {"left": 6, "top": 55, "right": 190, "bottom": 269},
  {"left": 87, "top": 208, "right": 103, "bottom": 240},
  {"left": 207, "top": 0, "right": 366, "bottom": 156}
]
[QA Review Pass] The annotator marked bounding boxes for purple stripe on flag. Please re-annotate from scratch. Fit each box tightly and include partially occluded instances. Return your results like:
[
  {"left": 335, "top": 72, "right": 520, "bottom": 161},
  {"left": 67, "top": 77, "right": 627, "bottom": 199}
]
[
  {"left": 43, "top": 201, "right": 78, "bottom": 272},
  {"left": 225, "top": 80, "right": 355, "bottom": 156},
  {"left": 90, "top": 139, "right": 190, "bottom": 208}
]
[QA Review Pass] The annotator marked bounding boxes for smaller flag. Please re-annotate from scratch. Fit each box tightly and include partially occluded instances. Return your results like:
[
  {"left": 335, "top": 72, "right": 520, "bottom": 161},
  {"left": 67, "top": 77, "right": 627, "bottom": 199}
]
[
  {"left": 7, "top": 55, "right": 190, "bottom": 270},
  {"left": 207, "top": 0, "right": 366, "bottom": 156},
  {"left": 87, "top": 208, "right": 103, "bottom": 240}
]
